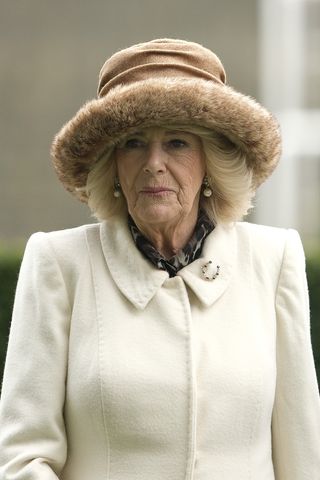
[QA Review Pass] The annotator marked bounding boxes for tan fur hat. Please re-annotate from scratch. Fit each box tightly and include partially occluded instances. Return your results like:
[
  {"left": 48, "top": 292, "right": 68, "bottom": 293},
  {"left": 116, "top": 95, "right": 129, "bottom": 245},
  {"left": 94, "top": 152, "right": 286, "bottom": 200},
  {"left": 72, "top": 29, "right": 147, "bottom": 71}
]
[{"left": 51, "top": 38, "right": 281, "bottom": 202}]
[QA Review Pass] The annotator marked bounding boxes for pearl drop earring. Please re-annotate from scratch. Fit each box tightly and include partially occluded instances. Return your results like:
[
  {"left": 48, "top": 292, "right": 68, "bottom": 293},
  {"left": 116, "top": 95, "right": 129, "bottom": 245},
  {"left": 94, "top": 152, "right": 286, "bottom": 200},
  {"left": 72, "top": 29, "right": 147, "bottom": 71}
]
[
  {"left": 113, "top": 177, "right": 122, "bottom": 197},
  {"left": 202, "top": 175, "right": 213, "bottom": 197}
]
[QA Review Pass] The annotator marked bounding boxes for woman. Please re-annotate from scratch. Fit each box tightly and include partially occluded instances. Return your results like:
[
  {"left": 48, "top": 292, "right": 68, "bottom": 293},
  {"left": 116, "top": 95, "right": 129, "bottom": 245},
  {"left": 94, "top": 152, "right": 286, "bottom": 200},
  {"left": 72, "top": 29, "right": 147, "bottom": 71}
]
[{"left": 0, "top": 38, "right": 319, "bottom": 480}]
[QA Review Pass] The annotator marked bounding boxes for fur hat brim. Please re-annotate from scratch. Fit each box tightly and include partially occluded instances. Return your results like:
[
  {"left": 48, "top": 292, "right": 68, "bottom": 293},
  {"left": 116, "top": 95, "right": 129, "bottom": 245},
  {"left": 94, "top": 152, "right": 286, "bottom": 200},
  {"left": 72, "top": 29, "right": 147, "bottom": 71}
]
[{"left": 51, "top": 77, "right": 281, "bottom": 202}]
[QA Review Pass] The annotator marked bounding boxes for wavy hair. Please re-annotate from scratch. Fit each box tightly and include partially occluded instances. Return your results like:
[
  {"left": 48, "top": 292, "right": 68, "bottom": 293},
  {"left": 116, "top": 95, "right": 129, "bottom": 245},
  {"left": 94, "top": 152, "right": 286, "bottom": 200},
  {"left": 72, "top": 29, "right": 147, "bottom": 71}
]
[{"left": 83, "top": 125, "right": 254, "bottom": 225}]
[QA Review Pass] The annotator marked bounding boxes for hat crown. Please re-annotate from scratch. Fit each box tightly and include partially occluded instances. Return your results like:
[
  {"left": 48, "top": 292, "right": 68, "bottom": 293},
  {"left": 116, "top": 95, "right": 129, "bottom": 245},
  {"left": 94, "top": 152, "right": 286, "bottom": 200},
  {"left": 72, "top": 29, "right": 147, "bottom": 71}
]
[
  {"left": 51, "top": 38, "right": 281, "bottom": 202},
  {"left": 98, "top": 38, "right": 227, "bottom": 98}
]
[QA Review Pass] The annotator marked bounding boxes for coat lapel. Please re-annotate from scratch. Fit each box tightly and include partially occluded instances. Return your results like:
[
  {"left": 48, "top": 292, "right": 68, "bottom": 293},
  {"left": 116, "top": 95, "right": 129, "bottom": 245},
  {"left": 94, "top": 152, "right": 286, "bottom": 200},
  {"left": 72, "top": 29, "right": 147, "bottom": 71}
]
[
  {"left": 100, "top": 218, "right": 168, "bottom": 310},
  {"left": 99, "top": 218, "right": 236, "bottom": 309},
  {"left": 178, "top": 223, "right": 236, "bottom": 307}
]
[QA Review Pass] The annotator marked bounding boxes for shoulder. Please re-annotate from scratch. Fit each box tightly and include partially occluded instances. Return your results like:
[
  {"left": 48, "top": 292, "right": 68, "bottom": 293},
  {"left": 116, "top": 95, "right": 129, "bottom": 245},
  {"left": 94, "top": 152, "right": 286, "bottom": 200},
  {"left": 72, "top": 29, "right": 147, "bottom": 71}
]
[
  {"left": 26, "top": 223, "right": 100, "bottom": 253},
  {"left": 23, "top": 223, "right": 102, "bottom": 275},
  {"left": 234, "top": 221, "right": 302, "bottom": 253},
  {"left": 234, "top": 221, "right": 287, "bottom": 243},
  {"left": 232, "top": 221, "right": 305, "bottom": 275}
]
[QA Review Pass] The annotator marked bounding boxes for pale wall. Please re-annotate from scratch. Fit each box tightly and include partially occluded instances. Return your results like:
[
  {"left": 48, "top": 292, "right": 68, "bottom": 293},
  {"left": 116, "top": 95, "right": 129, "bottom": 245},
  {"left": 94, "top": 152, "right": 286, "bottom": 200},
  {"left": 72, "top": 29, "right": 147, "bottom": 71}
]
[{"left": 1, "top": 0, "right": 257, "bottom": 241}]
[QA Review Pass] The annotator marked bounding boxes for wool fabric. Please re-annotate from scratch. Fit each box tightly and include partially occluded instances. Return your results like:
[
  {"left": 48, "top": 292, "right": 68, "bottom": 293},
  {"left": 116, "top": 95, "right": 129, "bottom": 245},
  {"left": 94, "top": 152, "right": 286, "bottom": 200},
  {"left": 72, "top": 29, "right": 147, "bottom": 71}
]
[{"left": 0, "top": 219, "right": 319, "bottom": 479}]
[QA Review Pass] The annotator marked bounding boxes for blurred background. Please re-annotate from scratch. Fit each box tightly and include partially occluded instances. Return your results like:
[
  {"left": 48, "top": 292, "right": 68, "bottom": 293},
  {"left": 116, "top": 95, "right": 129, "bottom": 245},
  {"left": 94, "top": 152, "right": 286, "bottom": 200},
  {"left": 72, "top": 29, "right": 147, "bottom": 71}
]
[
  {"left": 0, "top": 0, "right": 319, "bottom": 383},
  {"left": 1, "top": 0, "right": 319, "bottom": 248}
]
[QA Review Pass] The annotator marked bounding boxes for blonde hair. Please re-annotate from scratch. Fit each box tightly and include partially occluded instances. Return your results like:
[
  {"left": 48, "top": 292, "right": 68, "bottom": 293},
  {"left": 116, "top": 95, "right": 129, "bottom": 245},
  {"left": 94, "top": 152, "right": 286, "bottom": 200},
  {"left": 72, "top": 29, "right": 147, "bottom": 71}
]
[{"left": 84, "top": 125, "right": 254, "bottom": 225}]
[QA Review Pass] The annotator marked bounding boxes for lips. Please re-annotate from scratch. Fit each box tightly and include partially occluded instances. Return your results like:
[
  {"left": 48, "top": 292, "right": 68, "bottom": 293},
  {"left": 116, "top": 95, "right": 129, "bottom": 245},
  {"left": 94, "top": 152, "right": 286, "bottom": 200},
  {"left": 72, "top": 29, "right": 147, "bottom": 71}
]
[{"left": 140, "top": 187, "right": 174, "bottom": 193}]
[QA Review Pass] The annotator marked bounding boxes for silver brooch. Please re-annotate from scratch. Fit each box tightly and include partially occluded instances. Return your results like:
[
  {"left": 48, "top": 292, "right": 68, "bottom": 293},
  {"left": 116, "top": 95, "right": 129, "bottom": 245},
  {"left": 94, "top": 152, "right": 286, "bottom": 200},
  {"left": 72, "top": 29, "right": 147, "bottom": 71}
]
[{"left": 201, "top": 261, "right": 220, "bottom": 281}]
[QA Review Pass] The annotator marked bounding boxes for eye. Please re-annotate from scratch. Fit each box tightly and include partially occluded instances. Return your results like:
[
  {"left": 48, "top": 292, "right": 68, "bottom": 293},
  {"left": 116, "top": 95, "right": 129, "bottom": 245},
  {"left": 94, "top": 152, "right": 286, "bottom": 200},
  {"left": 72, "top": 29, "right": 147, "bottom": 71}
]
[
  {"left": 121, "top": 138, "right": 146, "bottom": 149},
  {"left": 167, "top": 138, "right": 188, "bottom": 149}
]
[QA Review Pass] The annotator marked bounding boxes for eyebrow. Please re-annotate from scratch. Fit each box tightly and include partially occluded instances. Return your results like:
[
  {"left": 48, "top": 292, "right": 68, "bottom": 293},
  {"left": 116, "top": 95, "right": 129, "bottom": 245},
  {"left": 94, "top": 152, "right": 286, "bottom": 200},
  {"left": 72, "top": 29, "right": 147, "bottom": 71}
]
[
  {"left": 164, "top": 130, "right": 189, "bottom": 135},
  {"left": 126, "top": 129, "right": 191, "bottom": 137}
]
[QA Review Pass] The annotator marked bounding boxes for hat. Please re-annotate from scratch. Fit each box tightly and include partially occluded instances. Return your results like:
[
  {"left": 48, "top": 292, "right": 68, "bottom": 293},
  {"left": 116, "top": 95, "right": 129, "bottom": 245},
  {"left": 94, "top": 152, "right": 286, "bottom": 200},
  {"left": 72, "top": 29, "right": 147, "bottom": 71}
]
[{"left": 51, "top": 38, "right": 281, "bottom": 201}]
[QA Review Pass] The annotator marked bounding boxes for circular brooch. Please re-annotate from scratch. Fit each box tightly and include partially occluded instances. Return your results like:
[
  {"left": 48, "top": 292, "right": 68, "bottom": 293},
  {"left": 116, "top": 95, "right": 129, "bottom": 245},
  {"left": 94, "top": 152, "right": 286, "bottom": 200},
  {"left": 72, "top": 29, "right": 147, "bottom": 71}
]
[{"left": 201, "top": 261, "right": 220, "bottom": 281}]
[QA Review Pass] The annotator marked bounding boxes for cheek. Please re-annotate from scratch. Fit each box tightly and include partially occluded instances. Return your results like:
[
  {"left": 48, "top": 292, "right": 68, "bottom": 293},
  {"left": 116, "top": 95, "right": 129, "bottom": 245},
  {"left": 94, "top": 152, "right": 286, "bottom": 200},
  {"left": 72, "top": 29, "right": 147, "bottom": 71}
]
[
  {"left": 119, "top": 177, "right": 138, "bottom": 208},
  {"left": 116, "top": 158, "right": 138, "bottom": 196},
  {"left": 176, "top": 158, "right": 205, "bottom": 195},
  {"left": 180, "top": 177, "right": 203, "bottom": 203}
]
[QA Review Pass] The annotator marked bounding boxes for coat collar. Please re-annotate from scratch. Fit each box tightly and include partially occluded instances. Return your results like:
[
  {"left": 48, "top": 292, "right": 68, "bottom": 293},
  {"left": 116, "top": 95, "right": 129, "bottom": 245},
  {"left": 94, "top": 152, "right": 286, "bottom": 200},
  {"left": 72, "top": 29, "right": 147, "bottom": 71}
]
[{"left": 100, "top": 217, "right": 236, "bottom": 310}]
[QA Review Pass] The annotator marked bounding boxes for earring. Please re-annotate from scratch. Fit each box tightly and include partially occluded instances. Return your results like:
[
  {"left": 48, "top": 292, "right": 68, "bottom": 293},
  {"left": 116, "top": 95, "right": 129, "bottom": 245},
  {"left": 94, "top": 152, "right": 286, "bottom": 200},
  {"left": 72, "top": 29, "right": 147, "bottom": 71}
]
[
  {"left": 113, "top": 177, "right": 122, "bottom": 197},
  {"left": 202, "top": 175, "right": 213, "bottom": 197}
]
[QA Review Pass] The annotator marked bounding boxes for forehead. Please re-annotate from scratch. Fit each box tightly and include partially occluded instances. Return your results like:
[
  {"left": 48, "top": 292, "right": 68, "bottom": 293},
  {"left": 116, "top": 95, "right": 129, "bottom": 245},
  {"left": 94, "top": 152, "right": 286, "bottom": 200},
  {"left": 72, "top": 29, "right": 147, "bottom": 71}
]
[{"left": 128, "top": 126, "right": 199, "bottom": 139}]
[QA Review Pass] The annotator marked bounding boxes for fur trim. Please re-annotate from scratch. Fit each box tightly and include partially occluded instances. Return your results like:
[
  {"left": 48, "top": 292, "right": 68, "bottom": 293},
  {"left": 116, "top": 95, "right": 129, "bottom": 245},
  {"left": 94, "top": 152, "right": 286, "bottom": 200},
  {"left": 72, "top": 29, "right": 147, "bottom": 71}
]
[{"left": 51, "top": 78, "right": 281, "bottom": 202}]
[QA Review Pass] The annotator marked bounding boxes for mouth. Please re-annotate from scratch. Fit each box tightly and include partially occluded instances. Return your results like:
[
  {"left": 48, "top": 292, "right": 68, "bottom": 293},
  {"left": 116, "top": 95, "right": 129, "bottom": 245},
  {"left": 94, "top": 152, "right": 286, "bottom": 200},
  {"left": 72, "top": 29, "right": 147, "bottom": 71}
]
[{"left": 140, "top": 187, "right": 175, "bottom": 194}]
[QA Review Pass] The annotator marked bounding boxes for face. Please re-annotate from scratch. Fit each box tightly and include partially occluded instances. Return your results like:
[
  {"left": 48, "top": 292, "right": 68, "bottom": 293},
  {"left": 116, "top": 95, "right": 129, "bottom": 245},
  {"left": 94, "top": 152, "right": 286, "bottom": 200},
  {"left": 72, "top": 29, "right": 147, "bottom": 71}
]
[{"left": 114, "top": 127, "right": 206, "bottom": 228}]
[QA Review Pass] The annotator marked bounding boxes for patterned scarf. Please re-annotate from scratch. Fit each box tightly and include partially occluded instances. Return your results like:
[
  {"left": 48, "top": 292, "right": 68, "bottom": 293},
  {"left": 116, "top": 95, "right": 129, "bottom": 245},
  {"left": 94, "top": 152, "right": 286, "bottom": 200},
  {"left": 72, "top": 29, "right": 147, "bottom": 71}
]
[{"left": 128, "top": 211, "right": 214, "bottom": 277}]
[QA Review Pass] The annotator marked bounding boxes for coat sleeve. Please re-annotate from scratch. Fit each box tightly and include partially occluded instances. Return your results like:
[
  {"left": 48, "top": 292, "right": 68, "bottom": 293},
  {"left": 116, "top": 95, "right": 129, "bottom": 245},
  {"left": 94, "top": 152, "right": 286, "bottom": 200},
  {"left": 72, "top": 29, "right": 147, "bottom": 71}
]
[
  {"left": 0, "top": 232, "right": 71, "bottom": 479},
  {"left": 272, "top": 229, "right": 320, "bottom": 479}
]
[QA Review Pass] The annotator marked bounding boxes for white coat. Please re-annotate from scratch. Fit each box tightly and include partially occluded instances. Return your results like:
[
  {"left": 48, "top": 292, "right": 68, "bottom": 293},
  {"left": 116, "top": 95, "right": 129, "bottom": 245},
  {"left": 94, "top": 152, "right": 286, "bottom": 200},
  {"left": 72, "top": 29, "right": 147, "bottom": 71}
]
[{"left": 0, "top": 218, "right": 319, "bottom": 480}]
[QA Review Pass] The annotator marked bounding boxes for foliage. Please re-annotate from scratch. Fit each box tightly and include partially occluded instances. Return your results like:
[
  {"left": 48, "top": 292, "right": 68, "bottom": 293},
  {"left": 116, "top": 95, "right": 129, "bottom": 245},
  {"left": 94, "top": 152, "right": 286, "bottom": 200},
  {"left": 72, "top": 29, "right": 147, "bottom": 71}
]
[
  {"left": 0, "top": 249, "right": 22, "bottom": 384},
  {"left": 306, "top": 254, "right": 320, "bottom": 388}
]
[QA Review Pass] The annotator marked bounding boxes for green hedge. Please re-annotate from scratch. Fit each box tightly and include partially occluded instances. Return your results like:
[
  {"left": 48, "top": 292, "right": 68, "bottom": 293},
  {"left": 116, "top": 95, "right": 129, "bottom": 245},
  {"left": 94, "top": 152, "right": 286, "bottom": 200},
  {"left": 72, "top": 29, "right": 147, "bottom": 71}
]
[
  {"left": 0, "top": 249, "right": 320, "bottom": 389},
  {"left": 0, "top": 249, "right": 22, "bottom": 385},
  {"left": 306, "top": 255, "right": 320, "bottom": 388}
]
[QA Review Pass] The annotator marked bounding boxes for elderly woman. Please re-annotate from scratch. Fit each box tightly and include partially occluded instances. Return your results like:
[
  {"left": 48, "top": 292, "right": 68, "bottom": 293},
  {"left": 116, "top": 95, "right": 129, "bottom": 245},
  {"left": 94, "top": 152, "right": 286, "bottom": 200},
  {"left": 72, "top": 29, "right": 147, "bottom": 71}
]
[{"left": 0, "top": 39, "right": 319, "bottom": 480}]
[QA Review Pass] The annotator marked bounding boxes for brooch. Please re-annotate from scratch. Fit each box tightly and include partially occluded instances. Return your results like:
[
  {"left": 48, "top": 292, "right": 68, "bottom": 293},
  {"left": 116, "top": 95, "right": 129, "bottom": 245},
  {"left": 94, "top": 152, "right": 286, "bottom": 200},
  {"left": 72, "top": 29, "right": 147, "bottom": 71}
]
[{"left": 201, "top": 261, "right": 220, "bottom": 281}]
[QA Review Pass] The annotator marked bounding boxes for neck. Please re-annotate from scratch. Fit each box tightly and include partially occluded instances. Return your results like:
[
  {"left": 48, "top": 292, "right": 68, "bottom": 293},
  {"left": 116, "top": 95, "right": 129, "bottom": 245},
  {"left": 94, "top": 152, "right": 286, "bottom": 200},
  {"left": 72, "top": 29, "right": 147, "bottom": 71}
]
[{"left": 133, "top": 211, "right": 199, "bottom": 259}]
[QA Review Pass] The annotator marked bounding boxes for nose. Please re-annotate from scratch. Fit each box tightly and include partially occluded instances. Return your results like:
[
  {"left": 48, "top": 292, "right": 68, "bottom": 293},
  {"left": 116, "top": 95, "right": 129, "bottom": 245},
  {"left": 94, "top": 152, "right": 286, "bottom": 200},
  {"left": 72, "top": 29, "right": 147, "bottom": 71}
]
[{"left": 143, "top": 143, "right": 167, "bottom": 174}]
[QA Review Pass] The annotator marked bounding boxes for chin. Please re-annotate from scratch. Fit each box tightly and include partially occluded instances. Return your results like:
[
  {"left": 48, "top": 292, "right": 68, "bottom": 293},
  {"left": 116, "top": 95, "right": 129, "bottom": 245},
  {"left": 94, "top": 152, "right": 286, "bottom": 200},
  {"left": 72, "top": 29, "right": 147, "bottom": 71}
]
[{"left": 135, "top": 205, "right": 181, "bottom": 226}]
